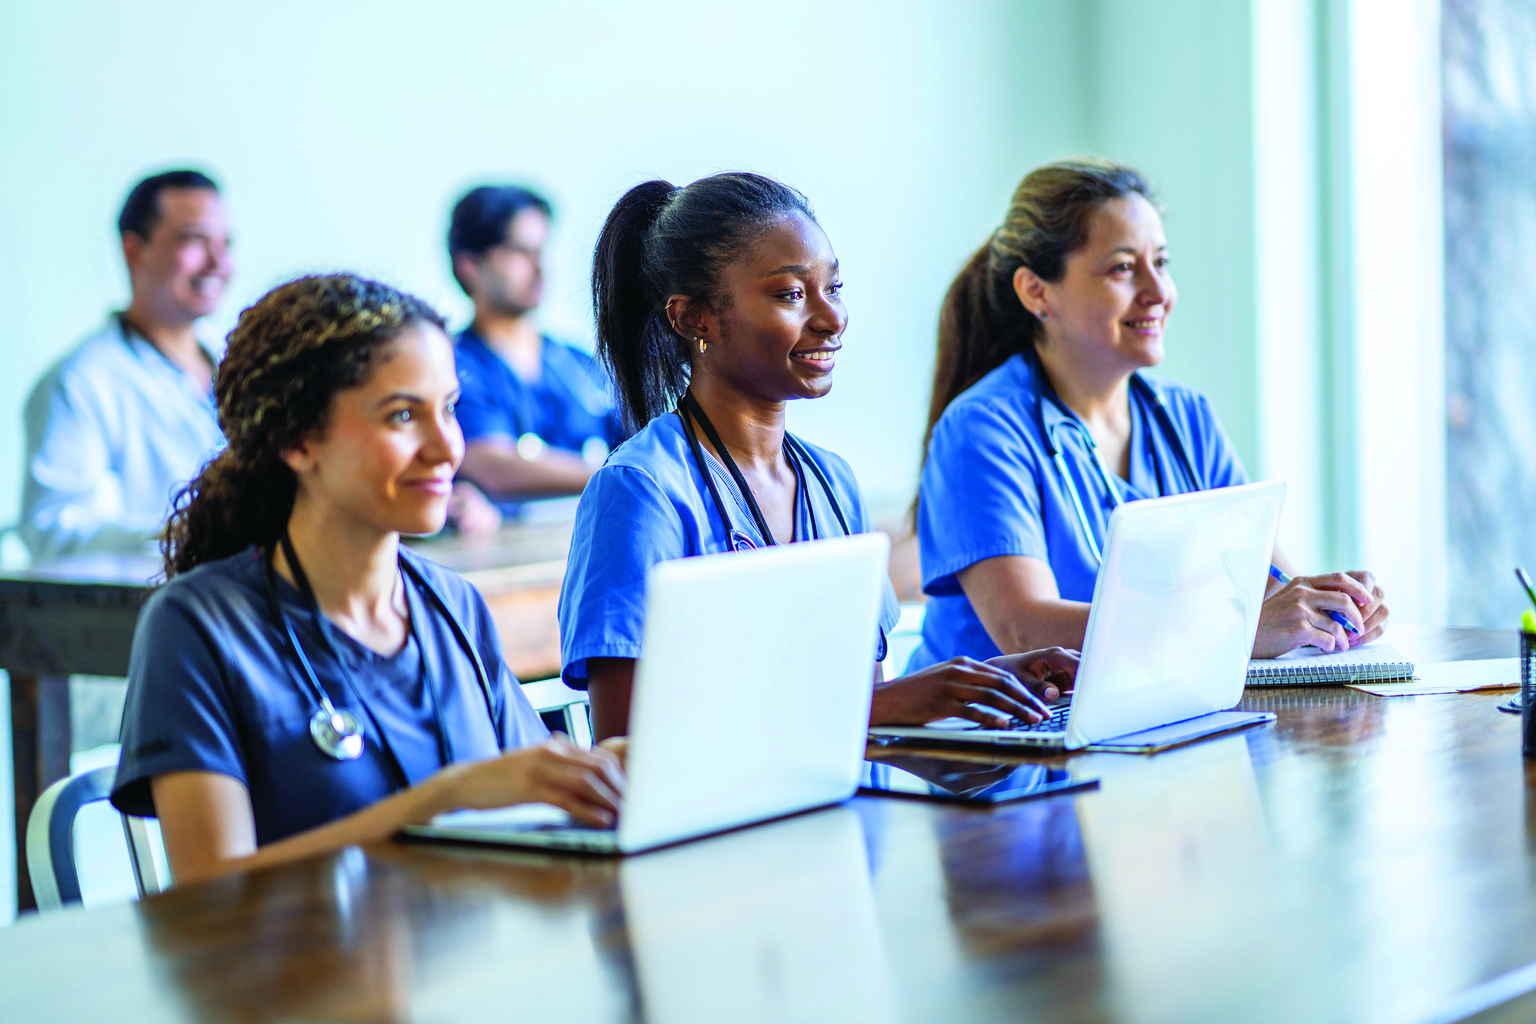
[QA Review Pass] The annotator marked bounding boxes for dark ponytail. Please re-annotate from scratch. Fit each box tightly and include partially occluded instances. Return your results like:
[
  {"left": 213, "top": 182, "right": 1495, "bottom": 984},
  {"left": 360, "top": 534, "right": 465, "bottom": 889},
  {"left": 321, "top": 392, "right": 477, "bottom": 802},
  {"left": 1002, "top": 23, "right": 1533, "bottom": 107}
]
[
  {"left": 591, "top": 172, "right": 816, "bottom": 431},
  {"left": 161, "top": 274, "right": 446, "bottom": 578},
  {"left": 923, "top": 158, "right": 1158, "bottom": 453}
]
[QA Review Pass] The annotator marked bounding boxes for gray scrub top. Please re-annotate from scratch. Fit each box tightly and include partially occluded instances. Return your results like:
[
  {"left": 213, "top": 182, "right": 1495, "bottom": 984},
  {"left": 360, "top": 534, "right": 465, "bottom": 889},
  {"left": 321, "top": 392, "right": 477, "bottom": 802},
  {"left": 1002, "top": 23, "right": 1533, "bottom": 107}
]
[{"left": 112, "top": 545, "right": 549, "bottom": 845}]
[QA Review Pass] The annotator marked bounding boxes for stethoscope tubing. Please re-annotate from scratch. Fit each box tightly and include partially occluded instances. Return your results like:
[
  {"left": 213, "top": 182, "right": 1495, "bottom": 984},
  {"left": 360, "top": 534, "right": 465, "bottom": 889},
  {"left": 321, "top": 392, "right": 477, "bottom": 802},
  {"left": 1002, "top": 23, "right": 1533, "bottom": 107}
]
[
  {"left": 1033, "top": 356, "right": 1201, "bottom": 566},
  {"left": 262, "top": 542, "right": 505, "bottom": 766}
]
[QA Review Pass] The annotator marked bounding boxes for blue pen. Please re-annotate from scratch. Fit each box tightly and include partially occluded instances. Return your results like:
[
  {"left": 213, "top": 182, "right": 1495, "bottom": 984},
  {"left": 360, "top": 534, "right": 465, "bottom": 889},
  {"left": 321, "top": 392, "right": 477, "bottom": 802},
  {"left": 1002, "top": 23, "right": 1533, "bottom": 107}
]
[{"left": 1269, "top": 565, "right": 1361, "bottom": 636}]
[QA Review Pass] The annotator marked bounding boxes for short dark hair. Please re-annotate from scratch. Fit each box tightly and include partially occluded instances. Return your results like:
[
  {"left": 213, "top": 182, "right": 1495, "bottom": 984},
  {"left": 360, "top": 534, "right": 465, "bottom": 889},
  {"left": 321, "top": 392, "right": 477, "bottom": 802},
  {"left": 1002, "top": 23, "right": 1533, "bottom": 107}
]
[
  {"left": 118, "top": 170, "right": 219, "bottom": 239},
  {"left": 447, "top": 185, "right": 553, "bottom": 293}
]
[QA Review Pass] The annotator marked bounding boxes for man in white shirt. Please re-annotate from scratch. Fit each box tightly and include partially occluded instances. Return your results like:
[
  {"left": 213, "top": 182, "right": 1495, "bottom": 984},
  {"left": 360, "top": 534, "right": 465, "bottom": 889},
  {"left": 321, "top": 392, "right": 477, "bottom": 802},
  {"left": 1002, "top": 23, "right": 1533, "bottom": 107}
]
[{"left": 21, "top": 170, "right": 233, "bottom": 560}]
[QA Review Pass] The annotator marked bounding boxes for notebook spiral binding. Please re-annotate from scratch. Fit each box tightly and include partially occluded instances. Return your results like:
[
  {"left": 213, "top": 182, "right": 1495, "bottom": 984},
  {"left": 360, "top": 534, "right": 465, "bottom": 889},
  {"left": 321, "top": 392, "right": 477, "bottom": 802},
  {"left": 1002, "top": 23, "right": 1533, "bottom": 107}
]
[{"left": 1245, "top": 662, "right": 1415, "bottom": 687}]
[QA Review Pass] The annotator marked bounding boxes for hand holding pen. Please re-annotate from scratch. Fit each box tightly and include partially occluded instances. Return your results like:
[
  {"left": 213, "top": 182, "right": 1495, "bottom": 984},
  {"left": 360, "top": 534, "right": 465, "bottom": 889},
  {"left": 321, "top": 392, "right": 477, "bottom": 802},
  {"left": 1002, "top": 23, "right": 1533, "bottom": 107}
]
[
  {"left": 1253, "top": 567, "right": 1388, "bottom": 657},
  {"left": 1271, "top": 566, "right": 1361, "bottom": 636}
]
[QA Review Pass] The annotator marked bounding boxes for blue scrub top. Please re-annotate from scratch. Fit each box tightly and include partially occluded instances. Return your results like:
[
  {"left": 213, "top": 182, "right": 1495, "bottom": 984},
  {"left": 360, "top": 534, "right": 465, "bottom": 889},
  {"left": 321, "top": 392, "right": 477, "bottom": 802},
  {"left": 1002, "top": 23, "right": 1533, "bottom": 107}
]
[
  {"left": 558, "top": 411, "right": 902, "bottom": 688},
  {"left": 910, "top": 352, "right": 1249, "bottom": 671},
  {"left": 111, "top": 546, "right": 548, "bottom": 846},
  {"left": 454, "top": 328, "right": 624, "bottom": 511}
]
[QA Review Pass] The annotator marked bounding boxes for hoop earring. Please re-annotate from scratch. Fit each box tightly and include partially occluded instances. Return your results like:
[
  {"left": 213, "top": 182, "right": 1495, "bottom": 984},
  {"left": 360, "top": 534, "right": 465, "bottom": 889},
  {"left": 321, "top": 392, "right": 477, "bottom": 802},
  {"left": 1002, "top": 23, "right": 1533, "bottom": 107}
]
[{"left": 697, "top": 337, "right": 708, "bottom": 354}]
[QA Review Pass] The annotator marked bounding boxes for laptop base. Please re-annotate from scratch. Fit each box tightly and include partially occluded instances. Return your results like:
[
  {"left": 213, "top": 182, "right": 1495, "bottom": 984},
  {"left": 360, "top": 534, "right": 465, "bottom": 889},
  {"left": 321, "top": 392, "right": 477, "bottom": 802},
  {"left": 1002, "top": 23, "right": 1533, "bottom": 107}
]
[
  {"left": 401, "top": 815, "right": 620, "bottom": 854},
  {"left": 870, "top": 709, "right": 1275, "bottom": 754}
]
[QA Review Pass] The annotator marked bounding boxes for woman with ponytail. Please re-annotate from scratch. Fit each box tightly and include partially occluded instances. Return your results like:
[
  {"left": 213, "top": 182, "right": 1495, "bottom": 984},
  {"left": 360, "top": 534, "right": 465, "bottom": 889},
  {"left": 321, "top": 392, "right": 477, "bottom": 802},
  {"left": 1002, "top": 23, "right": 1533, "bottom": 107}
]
[
  {"left": 561, "top": 172, "right": 1078, "bottom": 740},
  {"left": 110, "top": 274, "right": 624, "bottom": 886},
  {"left": 909, "top": 158, "right": 1389, "bottom": 670}
]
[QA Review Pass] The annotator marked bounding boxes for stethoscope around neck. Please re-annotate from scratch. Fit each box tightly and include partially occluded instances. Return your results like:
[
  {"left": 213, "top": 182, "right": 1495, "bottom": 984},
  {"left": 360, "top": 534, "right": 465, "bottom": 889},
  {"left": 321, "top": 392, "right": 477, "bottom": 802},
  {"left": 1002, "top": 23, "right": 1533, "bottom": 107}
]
[
  {"left": 262, "top": 533, "right": 503, "bottom": 765},
  {"left": 1032, "top": 350, "right": 1202, "bottom": 566},
  {"left": 677, "top": 391, "right": 850, "bottom": 551}
]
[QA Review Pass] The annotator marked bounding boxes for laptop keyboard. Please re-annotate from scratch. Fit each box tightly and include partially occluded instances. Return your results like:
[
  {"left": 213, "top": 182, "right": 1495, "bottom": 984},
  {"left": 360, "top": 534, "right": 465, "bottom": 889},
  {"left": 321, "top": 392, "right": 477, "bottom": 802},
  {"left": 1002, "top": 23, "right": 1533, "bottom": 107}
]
[
  {"left": 526, "top": 822, "right": 616, "bottom": 833},
  {"left": 517, "top": 821, "right": 619, "bottom": 852},
  {"left": 1011, "top": 705, "right": 1070, "bottom": 733}
]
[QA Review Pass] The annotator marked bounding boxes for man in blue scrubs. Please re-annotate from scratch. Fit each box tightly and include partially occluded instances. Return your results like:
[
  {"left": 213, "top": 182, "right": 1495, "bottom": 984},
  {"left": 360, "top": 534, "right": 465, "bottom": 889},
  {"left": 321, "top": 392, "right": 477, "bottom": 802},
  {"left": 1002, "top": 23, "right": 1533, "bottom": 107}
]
[
  {"left": 21, "top": 170, "right": 231, "bottom": 560},
  {"left": 447, "top": 186, "right": 624, "bottom": 518}
]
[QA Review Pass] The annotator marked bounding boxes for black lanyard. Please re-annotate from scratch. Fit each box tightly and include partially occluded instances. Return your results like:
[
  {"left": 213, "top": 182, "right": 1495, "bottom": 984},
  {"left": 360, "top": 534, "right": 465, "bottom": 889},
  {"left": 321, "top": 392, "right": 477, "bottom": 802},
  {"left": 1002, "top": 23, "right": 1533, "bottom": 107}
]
[{"left": 678, "top": 392, "right": 850, "bottom": 550}]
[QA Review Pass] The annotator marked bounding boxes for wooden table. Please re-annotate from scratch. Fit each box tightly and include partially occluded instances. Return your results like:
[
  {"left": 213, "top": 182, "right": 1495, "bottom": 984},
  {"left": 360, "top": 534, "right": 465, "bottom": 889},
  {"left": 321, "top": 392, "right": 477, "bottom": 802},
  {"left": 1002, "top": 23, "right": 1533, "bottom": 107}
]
[
  {"left": 2, "top": 626, "right": 1531, "bottom": 1023},
  {"left": 0, "top": 525, "right": 575, "bottom": 912}
]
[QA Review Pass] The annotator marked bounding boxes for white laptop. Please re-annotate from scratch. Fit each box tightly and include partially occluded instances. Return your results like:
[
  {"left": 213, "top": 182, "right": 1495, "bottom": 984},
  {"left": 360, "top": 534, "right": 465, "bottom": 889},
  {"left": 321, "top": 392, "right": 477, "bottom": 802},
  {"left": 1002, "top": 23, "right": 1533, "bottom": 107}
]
[
  {"left": 870, "top": 481, "right": 1286, "bottom": 752},
  {"left": 403, "top": 532, "right": 890, "bottom": 854}
]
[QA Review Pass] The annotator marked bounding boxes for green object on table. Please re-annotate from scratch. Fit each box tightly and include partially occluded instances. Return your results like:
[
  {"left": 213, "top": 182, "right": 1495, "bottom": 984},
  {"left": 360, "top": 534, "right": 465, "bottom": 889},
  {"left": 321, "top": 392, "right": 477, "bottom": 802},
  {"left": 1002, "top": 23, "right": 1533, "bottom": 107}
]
[{"left": 1523, "top": 609, "right": 1536, "bottom": 634}]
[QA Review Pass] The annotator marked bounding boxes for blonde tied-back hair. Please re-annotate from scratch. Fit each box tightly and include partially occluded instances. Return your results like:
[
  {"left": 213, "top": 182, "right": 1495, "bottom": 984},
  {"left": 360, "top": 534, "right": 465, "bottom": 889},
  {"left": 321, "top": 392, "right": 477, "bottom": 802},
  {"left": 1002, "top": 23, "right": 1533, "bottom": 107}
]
[{"left": 162, "top": 274, "right": 445, "bottom": 577}]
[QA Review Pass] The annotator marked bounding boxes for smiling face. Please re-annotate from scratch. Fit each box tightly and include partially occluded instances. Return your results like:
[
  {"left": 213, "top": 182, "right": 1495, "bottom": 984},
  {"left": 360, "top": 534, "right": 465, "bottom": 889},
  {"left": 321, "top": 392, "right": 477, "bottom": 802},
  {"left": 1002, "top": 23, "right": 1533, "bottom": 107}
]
[
  {"left": 122, "top": 187, "right": 233, "bottom": 324},
  {"left": 282, "top": 323, "right": 465, "bottom": 538},
  {"left": 679, "top": 212, "right": 847, "bottom": 404},
  {"left": 1019, "top": 193, "right": 1175, "bottom": 378}
]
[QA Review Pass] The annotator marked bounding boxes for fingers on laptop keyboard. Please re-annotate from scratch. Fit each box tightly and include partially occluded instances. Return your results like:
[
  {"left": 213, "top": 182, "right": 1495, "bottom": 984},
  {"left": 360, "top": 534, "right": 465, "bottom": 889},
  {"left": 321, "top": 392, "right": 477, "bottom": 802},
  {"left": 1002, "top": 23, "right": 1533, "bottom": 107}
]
[
  {"left": 967, "top": 667, "right": 1053, "bottom": 723},
  {"left": 947, "top": 683, "right": 1043, "bottom": 728}
]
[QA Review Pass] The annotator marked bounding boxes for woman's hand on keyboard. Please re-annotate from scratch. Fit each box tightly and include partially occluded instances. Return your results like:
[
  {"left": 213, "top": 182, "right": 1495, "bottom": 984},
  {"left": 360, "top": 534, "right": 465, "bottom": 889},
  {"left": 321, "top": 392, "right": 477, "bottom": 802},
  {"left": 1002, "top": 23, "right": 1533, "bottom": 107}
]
[
  {"left": 434, "top": 737, "right": 626, "bottom": 828},
  {"left": 985, "top": 648, "right": 1080, "bottom": 703},
  {"left": 871, "top": 657, "right": 1053, "bottom": 729}
]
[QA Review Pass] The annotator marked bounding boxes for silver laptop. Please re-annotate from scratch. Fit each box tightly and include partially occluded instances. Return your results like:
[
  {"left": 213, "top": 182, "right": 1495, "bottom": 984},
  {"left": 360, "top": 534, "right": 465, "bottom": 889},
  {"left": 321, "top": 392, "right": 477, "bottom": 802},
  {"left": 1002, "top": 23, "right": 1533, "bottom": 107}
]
[
  {"left": 403, "top": 532, "right": 890, "bottom": 854},
  {"left": 870, "top": 481, "right": 1285, "bottom": 751}
]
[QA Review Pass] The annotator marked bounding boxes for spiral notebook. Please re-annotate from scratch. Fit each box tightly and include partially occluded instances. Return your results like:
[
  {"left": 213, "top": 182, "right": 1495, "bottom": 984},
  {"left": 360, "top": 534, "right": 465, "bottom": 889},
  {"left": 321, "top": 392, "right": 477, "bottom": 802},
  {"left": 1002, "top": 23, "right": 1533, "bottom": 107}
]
[{"left": 1245, "top": 644, "right": 1415, "bottom": 686}]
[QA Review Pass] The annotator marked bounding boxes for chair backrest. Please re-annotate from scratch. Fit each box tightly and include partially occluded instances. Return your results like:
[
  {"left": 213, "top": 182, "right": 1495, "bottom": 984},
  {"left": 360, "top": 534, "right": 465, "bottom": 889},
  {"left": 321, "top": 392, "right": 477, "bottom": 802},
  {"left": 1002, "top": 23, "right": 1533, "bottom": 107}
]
[
  {"left": 26, "top": 766, "right": 163, "bottom": 911},
  {"left": 521, "top": 678, "right": 593, "bottom": 748}
]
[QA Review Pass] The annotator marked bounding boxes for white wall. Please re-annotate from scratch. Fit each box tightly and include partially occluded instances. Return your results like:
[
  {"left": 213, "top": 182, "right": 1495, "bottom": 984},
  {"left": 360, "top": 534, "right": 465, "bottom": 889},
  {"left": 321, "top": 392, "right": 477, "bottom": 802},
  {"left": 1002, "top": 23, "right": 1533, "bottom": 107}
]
[
  {"left": 0, "top": 0, "right": 1446, "bottom": 571},
  {"left": 1084, "top": 0, "right": 1261, "bottom": 476},
  {"left": 0, "top": 0, "right": 1099, "bottom": 526}
]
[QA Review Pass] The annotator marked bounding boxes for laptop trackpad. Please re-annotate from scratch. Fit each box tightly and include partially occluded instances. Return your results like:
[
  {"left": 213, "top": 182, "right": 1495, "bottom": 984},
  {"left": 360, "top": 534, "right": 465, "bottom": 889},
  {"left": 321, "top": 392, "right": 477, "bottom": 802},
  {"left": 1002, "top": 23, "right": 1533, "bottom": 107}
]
[
  {"left": 424, "top": 803, "right": 580, "bottom": 834},
  {"left": 922, "top": 716, "right": 984, "bottom": 731}
]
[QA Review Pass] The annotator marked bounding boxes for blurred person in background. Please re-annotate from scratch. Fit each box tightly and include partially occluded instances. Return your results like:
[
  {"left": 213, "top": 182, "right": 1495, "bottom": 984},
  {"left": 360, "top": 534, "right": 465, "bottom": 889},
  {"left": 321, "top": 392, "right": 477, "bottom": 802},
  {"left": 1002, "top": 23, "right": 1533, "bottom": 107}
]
[
  {"left": 446, "top": 186, "right": 625, "bottom": 531},
  {"left": 21, "top": 169, "right": 231, "bottom": 561}
]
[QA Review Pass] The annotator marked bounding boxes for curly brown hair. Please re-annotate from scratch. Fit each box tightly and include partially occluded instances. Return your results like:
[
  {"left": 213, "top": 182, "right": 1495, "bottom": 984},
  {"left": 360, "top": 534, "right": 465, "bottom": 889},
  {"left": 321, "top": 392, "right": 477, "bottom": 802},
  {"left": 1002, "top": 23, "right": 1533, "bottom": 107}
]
[{"left": 162, "top": 274, "right": 446, "bottom": 577}]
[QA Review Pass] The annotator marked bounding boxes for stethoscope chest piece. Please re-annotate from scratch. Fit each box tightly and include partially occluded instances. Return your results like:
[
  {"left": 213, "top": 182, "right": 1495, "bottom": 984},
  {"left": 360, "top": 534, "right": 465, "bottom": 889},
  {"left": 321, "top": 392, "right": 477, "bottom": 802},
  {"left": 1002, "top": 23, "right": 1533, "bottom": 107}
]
[
  {"left": 266, "top": 531, "right": 503, "bottom": 769},
  {"left": 310, "top": 705, "right": 365, "bottom": 761}
]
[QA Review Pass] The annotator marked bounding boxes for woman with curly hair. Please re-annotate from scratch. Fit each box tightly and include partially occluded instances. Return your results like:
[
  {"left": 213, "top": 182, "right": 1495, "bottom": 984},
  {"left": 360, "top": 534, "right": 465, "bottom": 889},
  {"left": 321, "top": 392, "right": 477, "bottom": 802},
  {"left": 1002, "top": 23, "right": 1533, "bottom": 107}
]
[{"left": 111, "top": 274, "right": 624, "bottom": 886}]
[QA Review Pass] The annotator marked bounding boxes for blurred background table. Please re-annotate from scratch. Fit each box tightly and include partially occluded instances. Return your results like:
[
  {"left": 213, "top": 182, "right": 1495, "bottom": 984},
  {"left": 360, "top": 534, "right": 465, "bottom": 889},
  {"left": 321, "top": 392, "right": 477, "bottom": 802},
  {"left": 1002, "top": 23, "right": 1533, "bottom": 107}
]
[
  {"left": 3, "top": 626, "right": 1533, "bottom": 1023},
  {"left": 0, "top": 555, "right": 157, "bottom": 913}
]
